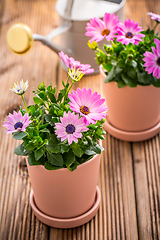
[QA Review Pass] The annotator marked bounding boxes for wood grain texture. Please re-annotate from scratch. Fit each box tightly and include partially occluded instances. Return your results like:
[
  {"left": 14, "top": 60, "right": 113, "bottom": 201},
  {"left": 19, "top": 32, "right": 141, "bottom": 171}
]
[{"left": 0, "top": 0, "right": 160, "bottom": 239}]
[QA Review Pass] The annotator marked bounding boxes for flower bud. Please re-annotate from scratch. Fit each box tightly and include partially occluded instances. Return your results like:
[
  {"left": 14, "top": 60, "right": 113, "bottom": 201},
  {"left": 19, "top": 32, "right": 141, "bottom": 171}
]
[
  {"left": 32, "top": 119, "right": 39, "bottom": 126},
  {"left": 87, "top": 40, "right": 98, "bottom": 50},
  {"left": 127, "top": 54, "right": 134, "bottom": 61},
  {"left": 104, "top": 45, "right": 112, "bottom": 54},
  {"left": 38, "top": 83, "right": 45, "bottom": 91}
]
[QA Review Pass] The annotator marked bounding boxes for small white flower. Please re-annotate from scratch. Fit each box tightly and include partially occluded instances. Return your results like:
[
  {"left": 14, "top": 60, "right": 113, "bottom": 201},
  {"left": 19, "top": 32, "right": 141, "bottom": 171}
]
[{"left": 10, "top": 79, "right": 29, "bottom": 95}]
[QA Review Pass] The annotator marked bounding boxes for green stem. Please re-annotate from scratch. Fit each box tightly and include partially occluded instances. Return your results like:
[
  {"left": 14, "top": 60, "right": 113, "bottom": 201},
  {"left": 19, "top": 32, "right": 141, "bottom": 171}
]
[
  {"left": 63, "top": 77, "right": 75, "bottom": 103},
  {"left": 153, "top": 22, "right": 159, "bottom": 31},
  {"left": 21, "top": 95, "right": 28, "bottom": 111},
  {"left": 66, "top": 75, "right": 70, "bottom": 85},
  {"left": 67, "top": 81, "right": 74, "bottom": 95}
]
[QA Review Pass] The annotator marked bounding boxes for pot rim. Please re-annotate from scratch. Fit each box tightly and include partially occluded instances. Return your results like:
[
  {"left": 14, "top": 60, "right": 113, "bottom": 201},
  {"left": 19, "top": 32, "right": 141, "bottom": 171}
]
[
  {"left": 99, "top": 65, "right": 158, "bottom": 89},
  {"left": 27, "top": 140, "right": 102, "bottom": 172}
]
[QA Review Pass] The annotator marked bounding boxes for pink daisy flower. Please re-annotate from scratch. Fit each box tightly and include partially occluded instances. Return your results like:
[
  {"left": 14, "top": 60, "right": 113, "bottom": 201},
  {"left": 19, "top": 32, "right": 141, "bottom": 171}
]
[
  {"left": 58, "top": 51, "right": 94, "bottom": 74},
  {"left": 143, "top": 38, "right": 160, "bottom": 79},
  {"left": 68, "top": 87, "right": 108, "bottom": 126},
  {"left": 116, "top": 19, "right": 145, "bottom": 45},
  {"left": 3, "top": 111, "right": 31, "bottom": 134},
  {"left": 55, "top": 111, "right": 88, "bottom": 145},
  {"left": 85, "top": 13, "right": 119, "bottom": 43},
  {"left": 147, "top": 12, "right": 160, "bottom": 22}
]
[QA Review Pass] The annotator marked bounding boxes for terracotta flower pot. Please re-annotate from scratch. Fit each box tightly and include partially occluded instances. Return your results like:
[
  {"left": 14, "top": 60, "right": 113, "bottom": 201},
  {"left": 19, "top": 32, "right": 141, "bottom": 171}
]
[
  {"left": 100, "top": 66, "right": 160, "bottom": 141},
  {"left": 27, "top": 151, "right": 101, "bottom": 228}
]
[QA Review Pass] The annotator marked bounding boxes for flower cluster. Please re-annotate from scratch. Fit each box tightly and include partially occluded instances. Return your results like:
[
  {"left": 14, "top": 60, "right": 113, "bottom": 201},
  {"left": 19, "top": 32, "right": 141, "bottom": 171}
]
[
  {"left": 3, "top": 53, "right": 107, "bottom": 171},
  {"left": 86, "top": 12, "right": 160, "bottom": 87}
]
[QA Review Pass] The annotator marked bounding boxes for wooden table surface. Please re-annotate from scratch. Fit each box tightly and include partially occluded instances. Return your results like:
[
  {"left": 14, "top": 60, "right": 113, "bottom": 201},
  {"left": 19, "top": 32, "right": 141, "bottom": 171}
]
[{"left": 0, "top": 0, "right": 160, "bottom": 239}]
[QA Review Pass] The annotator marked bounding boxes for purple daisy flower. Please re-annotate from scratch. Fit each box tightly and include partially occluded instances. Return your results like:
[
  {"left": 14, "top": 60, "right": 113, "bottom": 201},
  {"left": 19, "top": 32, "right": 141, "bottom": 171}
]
[
  {"left": 143, "top": 38, "right": 160, "bottom": 79},
  {"left": 58, "top": 51, "right": 94, "bottom": 74},
  {"left": 147, "top": 12, "right": 160, "bottom": 23},
  {"left": 116, "top": 19, "right": 145, "bottom": 45},
  {"left": 85, "top": 13, "right": 119, "bottom": 43},
  {"left": 68, "top": 87, "right": 108, "bottom": 126},
  {"left": 55, "top": 111, "right": 88, "bottom": 145},
  {"left": 3, "top": 111, "right": 31, "bottom": 134}
]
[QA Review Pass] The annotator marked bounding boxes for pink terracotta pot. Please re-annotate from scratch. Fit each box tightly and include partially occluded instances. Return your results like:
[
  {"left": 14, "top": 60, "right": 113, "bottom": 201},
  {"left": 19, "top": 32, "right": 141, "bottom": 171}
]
[
  {"left": 100, "top": 66, "right": 160, "bottom": 141},
  {"left": 27, "top": 152, "right": 101, "bottom": 219}
]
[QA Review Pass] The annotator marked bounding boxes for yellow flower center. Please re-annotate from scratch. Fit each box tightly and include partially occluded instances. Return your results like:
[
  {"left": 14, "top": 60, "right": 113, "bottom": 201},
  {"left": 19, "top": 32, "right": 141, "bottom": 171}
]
[
  {"left": 80, "top": 106, "right": 90, "bottom": 115},
  {"left": 101, "top": 29, "right": 110, "bottom": 36}
]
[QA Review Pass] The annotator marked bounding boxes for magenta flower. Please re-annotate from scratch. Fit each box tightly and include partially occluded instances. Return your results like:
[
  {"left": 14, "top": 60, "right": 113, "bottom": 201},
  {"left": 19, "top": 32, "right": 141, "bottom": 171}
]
[
  {"left": 143, "top": 38, "right": 160, "bottom": 79},
  {"left": 58, "top": 51, "right": 94, "bottom": 74},
  {"left": 55, "top": 112, "right": 88, "bottom": 145},
  {"left": 3, "top": 111, "right": 31, "bottom": 134},
  {"left": 68, "top": 87, "right": 108, "bottom": 126},
  {"left": 116, "top": 19, "right": 145, "bottom": 45},
  {"left": 147, "top": 12, "right": 160, "bottom": 23},
  {"left": 85, "top": 13, "right": 119, "bottom": 43}
]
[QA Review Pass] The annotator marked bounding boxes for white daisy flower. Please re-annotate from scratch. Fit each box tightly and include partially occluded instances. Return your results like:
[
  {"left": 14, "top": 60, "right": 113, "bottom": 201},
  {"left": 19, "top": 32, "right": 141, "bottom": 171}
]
[{"left": 10, "top": 79, "right": 29, "bottom": 95}]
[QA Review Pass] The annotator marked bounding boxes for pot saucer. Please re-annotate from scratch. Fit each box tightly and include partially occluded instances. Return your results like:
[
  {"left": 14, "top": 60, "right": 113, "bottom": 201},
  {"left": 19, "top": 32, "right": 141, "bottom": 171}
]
[
  {"left": 103, "top": 117, "right": 160, "bottom": 142},
  {"left": 30, "top": 186, "right": 101, "bottom": 229}
]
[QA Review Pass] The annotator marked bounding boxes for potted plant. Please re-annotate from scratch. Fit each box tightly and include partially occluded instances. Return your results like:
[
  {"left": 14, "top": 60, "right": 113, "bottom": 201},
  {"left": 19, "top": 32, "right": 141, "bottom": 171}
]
[
  {"left": 85, "top": 12, "right": 160, "bottom": 141},
  {"left": 3, "top": 52, "right": 108, "bottom": 228}
]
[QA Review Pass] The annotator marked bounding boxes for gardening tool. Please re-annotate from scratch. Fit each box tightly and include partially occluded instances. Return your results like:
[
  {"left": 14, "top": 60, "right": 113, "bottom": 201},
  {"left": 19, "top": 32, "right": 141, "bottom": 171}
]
[{"left": 6, "top": 0, "right": 126, "bottom": 73}]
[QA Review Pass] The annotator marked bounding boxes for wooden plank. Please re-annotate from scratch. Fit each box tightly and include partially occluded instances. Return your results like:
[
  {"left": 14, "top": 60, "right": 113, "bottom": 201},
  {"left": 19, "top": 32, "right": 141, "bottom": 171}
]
[
  {"left": 132, "top": 142, "right": 153, "bottom": 240},
  {"left": 0, "top": 0, "right": 58, "bottom": 239}
]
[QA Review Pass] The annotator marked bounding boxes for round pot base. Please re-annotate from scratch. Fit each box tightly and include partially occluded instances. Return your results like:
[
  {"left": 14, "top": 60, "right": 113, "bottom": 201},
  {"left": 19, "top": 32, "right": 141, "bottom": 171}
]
[
  {"left": 103, "top": 117, "right": 160, "bottom": 142},
  {"left": 30, "top": 186, "right": 101, "bottom": 229}
]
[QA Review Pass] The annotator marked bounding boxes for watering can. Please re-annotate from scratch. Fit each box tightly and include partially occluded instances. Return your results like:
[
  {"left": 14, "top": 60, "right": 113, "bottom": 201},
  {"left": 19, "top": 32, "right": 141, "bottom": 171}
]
[{"left": 7, "top": 0, "right": 126, "bottom": 74}]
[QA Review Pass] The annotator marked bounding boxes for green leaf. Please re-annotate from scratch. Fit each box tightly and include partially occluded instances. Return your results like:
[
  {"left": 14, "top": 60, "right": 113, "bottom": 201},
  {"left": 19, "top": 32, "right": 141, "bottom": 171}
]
[
  {"left": 25, "top": 142, "right": 35, "bottom": 151},
  {"left": 68, "top": 161, "right": 80, "bottom": 171},
  {"left": 35, "top": 148, "right": 44, "bottom": 161},
  {"left": 45, "top": 114, "right": 58, "bottom": 126},
  {"left": 127, "top": 60, "right": 137, "bottom": 68},
  {"left": 115, "top": 65, "right": 123, "bottom": 75},
  {"left": 117, "top": 59, "right": 125, "bottom": 68},
  {"left": 40, "top": 128, "right": 50, "bottom": 133},
  {"left": 103, "top": 63, "right": 112, "bottom": 72},
  {"left": 152, "top": 77, "right": 160, "bottom": 87},
  {"left": 63, "top": 150, "right": 75, "bottom": 167},
  {"left": 117, "top": 80, "right": 127, "bottom": 88},
  {"left": 57, "top": 92, "right": 63, "bottom": 102},
  {"left": 14, "top": 143, "right": 27, "bottom": 156},
  {"left": 92, "top": 144, "right": 104, "bottom": 154},
  {"left": 84, "top": 143, "right": 104, "bottom": 155},
  {"left": 44, "top": 114, "right": 52, "bottom": 123},
  {"left": 47, "top": 152, "right": 63, "bottom": 166},
  {"left": 83, "top": 148, "right": 96, "bottom": 155},
  {"left": 104, "top": 66, "right": 116, "bottom": 83},
  {"left": 38, "top": 92, "right": 48, "bottom": 101},
  {"left": 127, "top": 68, "right": 136, "bottom": 79},
  {"left": 33, "top": 96, "right": 44, "bottom": 105},
  {"left": 46, "top": 144, "right": 61, "bottom": 153},
  {"left": 121, "top": 74, "right": 137, "bottom": 87},
  {"left": 13, "top": 131, "right": 27, "bottom": 140},
  {"left": 28, "top": 153, "right": 45, "bottom": 166},
  {"left": 44, "top": 162, "right": 63, "bottom": 170},
  {"left": 72, "top": 145, "right": 83, "bottom": 157},
  {"left": 39, "top": 123, "right": 49, "bottom": 130},
  {"left": 61, "top": 144, "right": 70, "bottom": 154},
  {"left": 49, "top": 134, "right": 58, "bottom": 143},
  {"left": 137, "top": 71, "right": 151, "bottom": 84},
  {"left": 46, "top": 90, "right": 57, "bottom": 103}
]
